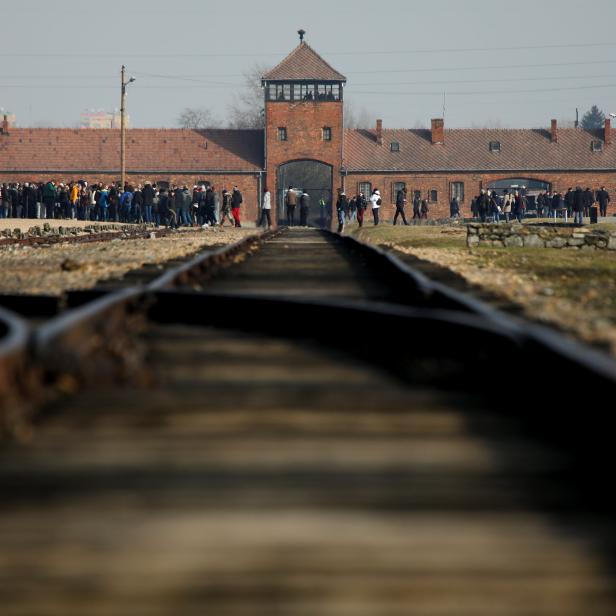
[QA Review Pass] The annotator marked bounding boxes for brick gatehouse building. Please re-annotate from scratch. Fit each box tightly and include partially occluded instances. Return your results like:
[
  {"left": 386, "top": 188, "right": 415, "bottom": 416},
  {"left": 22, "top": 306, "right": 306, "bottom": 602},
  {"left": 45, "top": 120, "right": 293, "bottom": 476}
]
[{"left": 1, "top": 37, "right": 615, "bottom": 225}]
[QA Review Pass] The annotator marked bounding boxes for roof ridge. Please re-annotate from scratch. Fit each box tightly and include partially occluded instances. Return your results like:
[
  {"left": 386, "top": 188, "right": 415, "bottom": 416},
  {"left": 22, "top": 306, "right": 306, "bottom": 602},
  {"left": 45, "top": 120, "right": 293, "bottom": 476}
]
[
  {"left": 300, "top": 42, "right": 347, "bottom": 81},
  {"left": 263, "top": 41, "right": 346, "bottom": 81}
]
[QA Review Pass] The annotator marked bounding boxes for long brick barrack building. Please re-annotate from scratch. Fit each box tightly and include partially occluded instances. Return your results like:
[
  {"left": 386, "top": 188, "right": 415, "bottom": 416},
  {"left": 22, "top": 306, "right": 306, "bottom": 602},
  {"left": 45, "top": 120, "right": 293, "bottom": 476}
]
[{"left": 1, "top": 37, "right": 615, "bottom": 224}]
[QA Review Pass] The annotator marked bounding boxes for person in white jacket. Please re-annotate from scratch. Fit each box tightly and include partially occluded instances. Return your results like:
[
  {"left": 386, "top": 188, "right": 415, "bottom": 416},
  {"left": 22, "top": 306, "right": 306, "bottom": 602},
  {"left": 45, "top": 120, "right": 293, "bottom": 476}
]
[
  {"left": 259, "top": 187, "right": 272, "bottom": 229},
  {"left": 370, "top": 188, "right": 381, "bottom": 225}
]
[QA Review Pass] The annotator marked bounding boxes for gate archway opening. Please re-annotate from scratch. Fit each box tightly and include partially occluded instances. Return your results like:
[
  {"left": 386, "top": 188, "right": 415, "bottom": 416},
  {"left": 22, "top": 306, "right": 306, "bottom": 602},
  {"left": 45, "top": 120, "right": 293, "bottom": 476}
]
[{"left": 277, "top": 160, "right": 333, "bottom": 228}]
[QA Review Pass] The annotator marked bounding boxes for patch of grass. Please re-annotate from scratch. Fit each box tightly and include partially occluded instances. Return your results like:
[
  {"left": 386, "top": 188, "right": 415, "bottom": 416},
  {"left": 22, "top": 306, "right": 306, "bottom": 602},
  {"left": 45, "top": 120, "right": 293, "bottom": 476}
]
[
  {"left": 351, "top": 224, "right": 467, "bottom": 250},
  {"left": 472, "top": 246, "right": 616, "bottom": 314}
]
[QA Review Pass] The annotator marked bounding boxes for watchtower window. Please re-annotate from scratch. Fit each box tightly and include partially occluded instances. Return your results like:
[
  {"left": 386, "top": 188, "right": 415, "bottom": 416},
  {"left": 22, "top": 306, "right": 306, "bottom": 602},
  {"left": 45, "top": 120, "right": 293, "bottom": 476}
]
[
  {"left": 266, "top": 81, "right": 342, "bottom": 102},
  {"left": 278, "top": 127, "right": 287, "bottom": 141},
  {"left": 322, "top": 127, "right": 332, "bottom": 141}
]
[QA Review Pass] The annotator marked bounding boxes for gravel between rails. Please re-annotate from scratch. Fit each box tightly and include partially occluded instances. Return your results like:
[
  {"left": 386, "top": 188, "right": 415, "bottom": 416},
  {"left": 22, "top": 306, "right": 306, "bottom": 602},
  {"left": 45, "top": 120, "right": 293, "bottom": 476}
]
[{"left": 0, "top": 227, "right": 256, "bottom": 296}]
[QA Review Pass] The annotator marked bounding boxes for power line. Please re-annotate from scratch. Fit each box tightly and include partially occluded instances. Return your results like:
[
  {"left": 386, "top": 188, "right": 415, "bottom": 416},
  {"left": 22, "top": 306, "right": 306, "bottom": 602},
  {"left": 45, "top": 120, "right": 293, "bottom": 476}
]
[
  {"left": 350, "top": 74, "right": 616, "bottom": 87},
  {"left": 350, "top": 83, "right": 616, "bottom": 96},
  {"left": 346, "top": 59, "right": 616, "bottom": 75},
  {"left": 1, "top": 41, "right": 615, "bottom": 58}
]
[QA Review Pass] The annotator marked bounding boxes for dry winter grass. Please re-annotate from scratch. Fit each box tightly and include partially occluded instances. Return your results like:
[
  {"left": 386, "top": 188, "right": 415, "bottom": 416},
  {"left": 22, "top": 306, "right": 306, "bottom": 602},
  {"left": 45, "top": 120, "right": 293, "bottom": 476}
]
[
  {"left": 352, "top": 223, "right": 616, "bottom": 357},
  {"left": 0, "top": 227, "right": 255, "bottom": 296}
]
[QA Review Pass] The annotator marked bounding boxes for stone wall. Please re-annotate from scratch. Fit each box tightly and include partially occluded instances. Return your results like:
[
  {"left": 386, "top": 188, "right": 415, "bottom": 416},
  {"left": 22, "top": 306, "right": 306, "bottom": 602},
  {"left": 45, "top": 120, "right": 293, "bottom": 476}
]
[{"left": 467, "top": 223, "right": 616, "bottom": 250}]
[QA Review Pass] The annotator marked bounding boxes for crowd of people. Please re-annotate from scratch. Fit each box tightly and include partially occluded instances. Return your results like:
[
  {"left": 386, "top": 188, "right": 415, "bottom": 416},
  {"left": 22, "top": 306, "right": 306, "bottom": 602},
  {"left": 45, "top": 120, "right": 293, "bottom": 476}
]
[
  {"left": 0, "top": 180, "right": 245, "bottom": 228},
  {"left": 466, "top": 186, "right": 611, "bottom": 225}
]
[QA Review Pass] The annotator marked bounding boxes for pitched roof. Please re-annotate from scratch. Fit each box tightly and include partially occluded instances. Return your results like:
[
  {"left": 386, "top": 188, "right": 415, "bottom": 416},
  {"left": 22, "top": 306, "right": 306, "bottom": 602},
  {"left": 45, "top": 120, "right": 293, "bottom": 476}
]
[
  {"left": 344, "top": 127, "right": 616, "bottom": 172},
  {"left": 0, "top": 128, "right": 264, "bottom": 173},
  {"left": 263, "top": 42, "right": 346, "bottom": 82}
]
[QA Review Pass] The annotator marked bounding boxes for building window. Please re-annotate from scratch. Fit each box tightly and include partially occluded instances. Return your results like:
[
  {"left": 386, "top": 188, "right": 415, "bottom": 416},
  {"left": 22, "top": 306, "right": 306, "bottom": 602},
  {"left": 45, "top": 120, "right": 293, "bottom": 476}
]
[
  {"left": 392, "top": 182, "right": 406, "bottom": 203},
  {"left": 430, "top": 189, "right": 438, "bottom": 203},
  {"left": 451, "top": 182, "right": 464, "bottom": 202},
  {"left": 390, "top": 141, "right": 400, "bottom": 152},
  {"left": 322, "top": 127, "right": 332, "bottom": 141},
  {"left": 489, "top": 141, "right": 501, "bottom": 152},
  {"left": 591, "top": 140, "right": 604, "bottom": 152},
  {"left": 156, "top": 180, "right": 170, "bottom": 189},
  {"left": 278, "top": 127, "right": 287, "bottom": 141},
  {"left": 358, "top": 181, "right": 371, "bottom": 197}
]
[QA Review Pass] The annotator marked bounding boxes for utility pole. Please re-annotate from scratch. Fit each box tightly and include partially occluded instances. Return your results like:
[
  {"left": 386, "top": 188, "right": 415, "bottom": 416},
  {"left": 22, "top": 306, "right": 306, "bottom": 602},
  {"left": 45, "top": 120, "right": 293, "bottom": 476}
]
[{"left": 120, "top": 65, "right": 135, "bottom": 190}]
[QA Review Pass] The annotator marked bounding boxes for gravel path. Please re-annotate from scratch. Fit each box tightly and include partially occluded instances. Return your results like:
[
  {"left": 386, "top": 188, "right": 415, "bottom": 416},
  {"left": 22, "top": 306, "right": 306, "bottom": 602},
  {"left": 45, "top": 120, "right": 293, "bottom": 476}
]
[{"left": 0, "top": 227, "right": 255, "bottom": 296}]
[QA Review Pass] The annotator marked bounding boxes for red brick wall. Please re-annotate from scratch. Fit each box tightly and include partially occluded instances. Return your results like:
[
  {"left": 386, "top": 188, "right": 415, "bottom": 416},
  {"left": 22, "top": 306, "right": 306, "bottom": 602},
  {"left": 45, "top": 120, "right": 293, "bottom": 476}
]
[
  {"left": 347, "top": 171, "right": 616, "bottom": 219},
  {"left": 0, "top": 172, "right": 262, "bottom": 222},
  {"left": 265, "top": 100, "right": 343, "bottom": 207}
]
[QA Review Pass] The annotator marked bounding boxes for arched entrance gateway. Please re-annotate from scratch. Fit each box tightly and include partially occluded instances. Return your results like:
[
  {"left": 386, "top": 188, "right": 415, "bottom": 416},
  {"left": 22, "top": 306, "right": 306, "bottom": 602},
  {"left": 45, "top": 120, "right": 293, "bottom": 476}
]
[{"left": 277, "top": 160, "right": 333, "bottom": 228}]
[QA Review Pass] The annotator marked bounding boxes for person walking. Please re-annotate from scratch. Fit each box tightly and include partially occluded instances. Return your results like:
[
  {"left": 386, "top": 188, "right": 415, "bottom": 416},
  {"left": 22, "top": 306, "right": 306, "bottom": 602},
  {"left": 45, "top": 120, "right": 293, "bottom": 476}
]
[
  {"left": 370, "top": 188, "right": 381, "bottom": 225},
  {"left": 258, "top": 187, "right": 272, "bottom": 229},
  {"left": 356, "top": 192, "right": 367, "bottom": 227},
  {"left": 286, "top": 186, "right": 297, "bottom": 226},
  {"left": 597, "top": 186, "right": 610, "bottom": 217},
  {"left": 299, "top": 190, "right": 310, "bottom": 226},
  {"left": 450, "top": 196, "right": 460, "bottom": 219},
  {"left": 335, "top": 189, "right": 348, "bottom": 233},
  {"left": 393, "top": 187, "right": 409, "bottom": 225},
  {"left": 412, "top": 193, "right": 421, "bottom": 219},
  {"left": 231, "top": 186, "right": 243, "bottom": 227},
  {"left": 420, "top": 197, "right": 429, "bottom": 220},
  {"left": 205, "top": 185, "right": 217, "bottom": 227},
  {"left": 219, "top": 188, "right": 234, "bottom": 227}
]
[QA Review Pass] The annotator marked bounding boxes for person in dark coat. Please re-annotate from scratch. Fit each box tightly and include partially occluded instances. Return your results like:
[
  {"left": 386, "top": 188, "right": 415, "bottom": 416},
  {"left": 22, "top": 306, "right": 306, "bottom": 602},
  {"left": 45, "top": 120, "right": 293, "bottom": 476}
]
[
  {"left": 564, "top": 188, "right": 574, "bottom": 218},
  {"left": 299, "top": 191, "right": 310, "bottom": 226},
  {"left": 477, "top": 189, "right": 489, "bottom": 222},
  {"left": 393, "top": 188, "right": 409, "bottom": 225},
  {"left": 142, "top": 182, "right": 154, "bottom": 224},
  {"left": 597, "top": 186, "right": 610, "bottom": 217},
  {"left": 132, "top": 185, "right": 144, "bottom": 223},
  {"left": 450, "top": 196, "right": 460, "bottom": 219},
  {"left": 573, "top": 186, "right": 584, "bottom": 225},
  {"left": 335, "top": 190, "right": 348, "bottom": 233},
  {"left": 205, "top": 186, "right": 217, "bottom": 226},
  {"left": 231, "top": 186, "right": 243, "bottom": 227},
  {"left": 412, "top": 193, "right": 421, "bottom": 219},
  {"left": 582, "top": 187, "right": 594, "bottom": 217},
  {"left": 420, "top": 198, "right": 429, "bottom": 219},
  {"left": 356, "top": 192, "right": 367, "bottom": 227}
]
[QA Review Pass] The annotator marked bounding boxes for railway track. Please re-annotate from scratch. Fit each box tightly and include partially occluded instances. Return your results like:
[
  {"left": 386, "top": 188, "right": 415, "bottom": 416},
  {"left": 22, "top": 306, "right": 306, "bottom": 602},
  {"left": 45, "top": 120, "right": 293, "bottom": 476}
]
[{"left": 1, "top": 227, "right": 616, "bottom": 615}]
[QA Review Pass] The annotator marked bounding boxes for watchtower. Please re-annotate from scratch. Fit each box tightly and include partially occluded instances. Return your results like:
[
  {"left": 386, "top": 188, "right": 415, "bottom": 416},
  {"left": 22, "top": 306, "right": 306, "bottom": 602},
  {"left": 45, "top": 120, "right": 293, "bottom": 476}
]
[{"left": 262, "top": 31, "right": 346, "bottom": 226}]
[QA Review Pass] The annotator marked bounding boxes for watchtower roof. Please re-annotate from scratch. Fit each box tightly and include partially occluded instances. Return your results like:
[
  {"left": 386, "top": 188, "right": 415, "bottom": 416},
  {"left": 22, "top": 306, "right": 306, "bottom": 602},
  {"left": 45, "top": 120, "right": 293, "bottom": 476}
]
[{"left": 263, "top": 42, "right": 346, "bottom": 82}]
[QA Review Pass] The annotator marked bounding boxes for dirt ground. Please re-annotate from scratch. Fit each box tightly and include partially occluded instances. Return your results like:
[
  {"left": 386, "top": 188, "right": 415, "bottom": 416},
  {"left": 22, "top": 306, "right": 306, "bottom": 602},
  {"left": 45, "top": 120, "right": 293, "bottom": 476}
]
[
  {"left": 352, "top": 223, "right": 616, "bottom": 357},
  {"left": 0, "top": 227, "right": 255, "bottom": 296}
]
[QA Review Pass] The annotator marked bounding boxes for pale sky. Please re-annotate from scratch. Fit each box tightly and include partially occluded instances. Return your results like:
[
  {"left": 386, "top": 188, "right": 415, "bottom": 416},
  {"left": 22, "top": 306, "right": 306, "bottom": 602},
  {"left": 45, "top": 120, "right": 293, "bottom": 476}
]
[{"left": 1, "top": 0, "right": 615, "bottom": 129}]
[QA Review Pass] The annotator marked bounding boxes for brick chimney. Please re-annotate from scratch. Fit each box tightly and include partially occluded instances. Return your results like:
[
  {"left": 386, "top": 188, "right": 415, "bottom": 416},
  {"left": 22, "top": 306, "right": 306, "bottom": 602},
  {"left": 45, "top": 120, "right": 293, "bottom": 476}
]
[
  {"left": 551, "top": 119, "right": 558, "bottom": 143},
  {"left": 605, "top": 118, "right": 611, "bottom": 146},
  {"left": 431, "top": 118, "right": 444, "bottom": 145},
  {"left": 376, "top": 119, "right": 383, "bottom": 145},
  {"left": 1, "top": 115, "right": 9, "bottom": 135}
]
